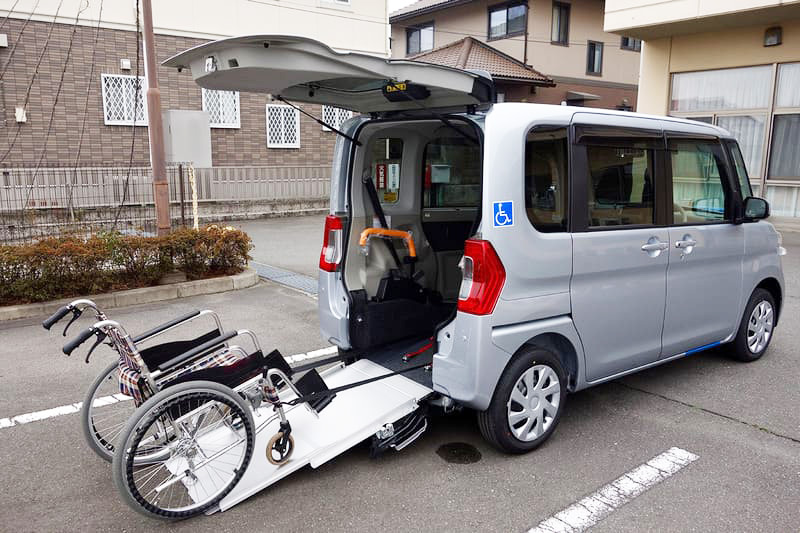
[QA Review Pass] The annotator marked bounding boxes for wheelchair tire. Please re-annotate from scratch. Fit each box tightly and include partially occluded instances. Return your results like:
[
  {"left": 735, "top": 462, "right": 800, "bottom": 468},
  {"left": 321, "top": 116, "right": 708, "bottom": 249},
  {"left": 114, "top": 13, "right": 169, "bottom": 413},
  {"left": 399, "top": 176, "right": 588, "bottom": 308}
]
[
  {"left": 112, "top": 380, "right": 255, "bottom": 519},
  {"left": 81, "top": 361, "right": 136, "bottom": 462}
]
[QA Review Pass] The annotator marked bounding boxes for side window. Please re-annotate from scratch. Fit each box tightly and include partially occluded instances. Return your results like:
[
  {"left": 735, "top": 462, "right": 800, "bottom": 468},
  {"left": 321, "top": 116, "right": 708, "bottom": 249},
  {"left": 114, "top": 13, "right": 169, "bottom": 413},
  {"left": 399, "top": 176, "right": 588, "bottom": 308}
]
[
  {"left": 669, "top": 139, "right": 729, "bottom": 223},
  {"left": 423, "top": 137, "right": 481, "bottom": 208},
  {"left": 586, "top": 142, "right": 656, "bottom": 227},
  {"left": 525, "top": 127, "right": 569, "bottom": 232},
  {"left": 727, "top": 140, "right": 754, "bottom": 198},
  {"left": 368, "top": 138, "right": 403, "bottom": 204}
]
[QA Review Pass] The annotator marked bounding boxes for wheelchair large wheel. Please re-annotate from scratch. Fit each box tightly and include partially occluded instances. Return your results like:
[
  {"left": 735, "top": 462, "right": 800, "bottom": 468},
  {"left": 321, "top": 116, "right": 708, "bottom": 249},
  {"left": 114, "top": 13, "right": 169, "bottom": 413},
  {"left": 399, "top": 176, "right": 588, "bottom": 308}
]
[
  {"left": 112, "top": 380, "right": 255, "bottom": 519},
  {"left": 81, "top": 361, "right": 137, "bottom": 462}
]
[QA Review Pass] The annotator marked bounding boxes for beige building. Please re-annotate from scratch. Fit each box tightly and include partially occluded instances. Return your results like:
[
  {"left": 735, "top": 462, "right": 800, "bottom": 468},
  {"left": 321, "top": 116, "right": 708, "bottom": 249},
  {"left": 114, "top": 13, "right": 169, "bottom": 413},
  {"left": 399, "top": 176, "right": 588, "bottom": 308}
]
[
  {"left": 0, "top": 0, "right": 388, "bottom": 167},
  {"left": 390, "top": 0, "right": 641, "bottom": 110},
  {"left": 605, "top": 0, "right": 800, "bottom": 216}
]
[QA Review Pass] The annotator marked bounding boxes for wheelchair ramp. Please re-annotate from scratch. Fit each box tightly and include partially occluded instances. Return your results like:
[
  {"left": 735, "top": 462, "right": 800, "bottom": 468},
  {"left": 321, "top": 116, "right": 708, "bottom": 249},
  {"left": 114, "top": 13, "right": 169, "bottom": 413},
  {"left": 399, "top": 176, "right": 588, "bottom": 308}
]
[{"left": 214, "top": 359, "right": 433, "bottom": 512}]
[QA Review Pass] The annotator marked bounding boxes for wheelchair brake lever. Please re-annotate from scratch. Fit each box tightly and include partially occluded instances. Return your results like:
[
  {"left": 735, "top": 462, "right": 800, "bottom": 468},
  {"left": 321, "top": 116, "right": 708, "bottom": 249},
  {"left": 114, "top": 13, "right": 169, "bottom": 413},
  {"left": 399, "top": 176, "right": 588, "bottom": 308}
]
[
  {"left": 85, "top": 331, "right": 108, "bottom": 364},
  {"left": 62, "top": 308, "right": 83, "bottom": 337}
]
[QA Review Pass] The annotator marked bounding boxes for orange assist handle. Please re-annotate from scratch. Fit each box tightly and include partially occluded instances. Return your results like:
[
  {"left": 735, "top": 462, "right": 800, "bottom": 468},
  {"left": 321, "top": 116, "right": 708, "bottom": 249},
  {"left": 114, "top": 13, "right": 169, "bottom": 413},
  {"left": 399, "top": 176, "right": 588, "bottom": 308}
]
[{"left": 358, "top": 228, "right": 417, "bottom": 258}]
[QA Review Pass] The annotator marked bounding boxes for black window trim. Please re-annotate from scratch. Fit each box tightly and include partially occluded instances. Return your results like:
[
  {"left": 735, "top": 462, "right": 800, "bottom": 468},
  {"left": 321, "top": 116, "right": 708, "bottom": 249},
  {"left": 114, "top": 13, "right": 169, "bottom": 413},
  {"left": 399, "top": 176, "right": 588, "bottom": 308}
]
[
  {"left": 586, "top": 40, "right": 603, "bottom": 76},
  {"left": 620, "top": 36, "right": 641, "bottom": 52},
  {"left": 570, "top": 124, "right": 669, "bottom": 232},
  {"left": 406, "top": 21, "right": 434, "bottom": 56},
  {"left": 551, "top": 1, "right": 570, "bottom": 47},
  {"left": 664, "top": 134, "right": 739, "bottom": 227},
  {"left": 487, "top": 0, "right": 528, "bottom": 42}
]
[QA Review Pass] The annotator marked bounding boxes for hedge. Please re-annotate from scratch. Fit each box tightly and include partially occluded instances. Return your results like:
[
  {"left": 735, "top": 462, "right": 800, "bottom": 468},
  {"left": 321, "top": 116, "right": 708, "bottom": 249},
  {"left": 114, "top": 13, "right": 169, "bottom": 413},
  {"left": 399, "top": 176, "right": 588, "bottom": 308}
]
[{"left": 0, "top": 225, "right": 252, "bottom": 305}]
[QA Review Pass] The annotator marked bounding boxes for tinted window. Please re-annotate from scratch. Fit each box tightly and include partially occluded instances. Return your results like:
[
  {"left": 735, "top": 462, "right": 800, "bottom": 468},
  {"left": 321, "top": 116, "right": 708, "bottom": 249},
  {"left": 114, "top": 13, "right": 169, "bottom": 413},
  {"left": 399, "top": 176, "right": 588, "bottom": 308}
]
[
  {"left": 586, "top": 143, "right": 655, "bottom": 227},
  {"left": 670, "top": 139, "right": 729, "bottom": 223},
  {"left": 368, "top": 138, "right": 403, "bottom": 204},
  {"left": 423, "top": 137, "right": 481, "bottom": 208},
  {"left": 525, "top": 128, "right": 569, "bottom": 232}
]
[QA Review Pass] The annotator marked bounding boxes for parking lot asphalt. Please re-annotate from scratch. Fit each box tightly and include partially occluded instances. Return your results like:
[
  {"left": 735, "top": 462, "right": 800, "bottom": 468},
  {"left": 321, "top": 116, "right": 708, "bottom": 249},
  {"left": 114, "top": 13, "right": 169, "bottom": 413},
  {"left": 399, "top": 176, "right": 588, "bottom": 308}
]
[{"left": 0, "top": 224, "right": 798, "bottom": 532}]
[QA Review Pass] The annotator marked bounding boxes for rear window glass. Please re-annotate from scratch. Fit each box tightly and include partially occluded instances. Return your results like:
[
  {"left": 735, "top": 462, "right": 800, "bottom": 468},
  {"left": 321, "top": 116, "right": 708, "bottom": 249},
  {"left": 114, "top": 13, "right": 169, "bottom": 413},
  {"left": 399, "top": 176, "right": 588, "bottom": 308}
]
[
  {"left": 423, "top": 137, "right": 482, "bottom": 208},
  {"left": 368, "top": 138, "right": 403, "bottom": 204},
  {"left": 525, "top": 128, "right": 569, "bottom": 232}
]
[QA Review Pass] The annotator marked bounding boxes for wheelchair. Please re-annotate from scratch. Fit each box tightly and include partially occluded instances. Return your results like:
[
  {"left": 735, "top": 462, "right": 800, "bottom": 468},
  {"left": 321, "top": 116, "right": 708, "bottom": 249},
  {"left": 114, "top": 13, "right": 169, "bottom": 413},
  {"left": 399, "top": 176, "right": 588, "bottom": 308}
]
[{"left": 43, "top": 299, "right": 327, "bottom": 518}]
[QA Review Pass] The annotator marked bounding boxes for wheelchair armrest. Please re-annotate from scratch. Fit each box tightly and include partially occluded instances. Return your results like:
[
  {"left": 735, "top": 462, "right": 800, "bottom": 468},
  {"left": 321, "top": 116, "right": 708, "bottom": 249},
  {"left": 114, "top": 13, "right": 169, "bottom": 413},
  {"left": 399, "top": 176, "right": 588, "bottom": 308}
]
[
  {"left": 132, "top": 311, "right": 202, "bottom": 343},
  {"left": 156, "top": 330, "right": 238, "bottom": 371}
]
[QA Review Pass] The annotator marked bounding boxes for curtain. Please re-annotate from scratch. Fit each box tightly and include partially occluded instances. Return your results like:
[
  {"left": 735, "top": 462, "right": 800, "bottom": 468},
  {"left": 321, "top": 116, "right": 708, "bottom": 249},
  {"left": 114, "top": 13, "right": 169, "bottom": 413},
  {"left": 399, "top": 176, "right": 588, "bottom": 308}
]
[
  {"left": 768, "top": 115, "right": 800, "bottom": 179},
  {"left": 671, "top": 66, "right": 772, "bottom": 112},
  {"left": 776, "top": 63, "right": 800, "bottom": 108},
  {"left": 716, "top": 115, "right": 766, "bottom": 179}
]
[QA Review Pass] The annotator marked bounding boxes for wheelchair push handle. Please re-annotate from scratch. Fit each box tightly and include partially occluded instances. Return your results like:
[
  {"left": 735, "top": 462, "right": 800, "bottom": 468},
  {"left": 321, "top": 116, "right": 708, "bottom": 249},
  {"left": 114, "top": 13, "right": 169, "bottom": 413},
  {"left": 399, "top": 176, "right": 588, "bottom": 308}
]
[
  {"left": 63, "top": 327, "right": 98, "bottom": 356},
  {"left": 42, "top": 305, "right": 71, "bottom": 330}
]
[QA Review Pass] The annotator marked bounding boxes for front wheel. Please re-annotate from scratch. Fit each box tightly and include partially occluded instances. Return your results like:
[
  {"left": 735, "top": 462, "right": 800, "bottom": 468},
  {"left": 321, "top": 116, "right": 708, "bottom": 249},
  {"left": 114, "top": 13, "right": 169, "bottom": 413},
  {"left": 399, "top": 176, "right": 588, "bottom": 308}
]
[
  {"left": 729, "top": 288, "right": 776, "bottom": 362},
  {"left": 112, "top": 381, "right": 255, "bottom": 519},
  {"left": 478, "top": 347, "right": 566, "bottom": 454}
]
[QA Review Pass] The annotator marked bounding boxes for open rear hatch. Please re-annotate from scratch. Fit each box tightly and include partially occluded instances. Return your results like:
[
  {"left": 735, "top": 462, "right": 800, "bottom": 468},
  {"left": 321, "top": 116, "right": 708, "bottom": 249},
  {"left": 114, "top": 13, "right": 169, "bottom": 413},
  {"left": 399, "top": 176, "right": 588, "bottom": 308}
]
[{"left": 163, "top": 35, "right": 494, "bottom": 113}]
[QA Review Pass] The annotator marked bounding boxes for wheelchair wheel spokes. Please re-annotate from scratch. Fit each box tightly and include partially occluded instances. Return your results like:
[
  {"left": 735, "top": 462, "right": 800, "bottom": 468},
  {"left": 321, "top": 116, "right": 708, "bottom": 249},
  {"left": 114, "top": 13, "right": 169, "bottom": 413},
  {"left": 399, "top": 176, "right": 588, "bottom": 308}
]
[
  {"left": 114, "top": 382, "right": 254, "bottom": 519},
  {"left": 82, "top": 361, "right": 137, "bottom": 462}
]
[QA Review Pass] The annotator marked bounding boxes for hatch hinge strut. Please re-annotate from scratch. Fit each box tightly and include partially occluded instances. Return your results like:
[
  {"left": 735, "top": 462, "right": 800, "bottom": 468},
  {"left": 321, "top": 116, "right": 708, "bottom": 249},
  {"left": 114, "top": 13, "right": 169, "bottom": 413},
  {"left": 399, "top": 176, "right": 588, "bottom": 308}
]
[{"left": 275, "top": 95, "right": 362, "bottom": 146}]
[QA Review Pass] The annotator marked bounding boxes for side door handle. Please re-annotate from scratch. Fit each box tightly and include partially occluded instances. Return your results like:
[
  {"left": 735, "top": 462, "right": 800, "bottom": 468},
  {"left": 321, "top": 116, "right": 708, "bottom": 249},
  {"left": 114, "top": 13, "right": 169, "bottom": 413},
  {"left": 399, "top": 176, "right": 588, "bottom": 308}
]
[
  {"left": 641, "top": 237, "right": 669, "bottom": 257},
  {"left": 675, "top": 235, "right": 697, "bottom": 254}
]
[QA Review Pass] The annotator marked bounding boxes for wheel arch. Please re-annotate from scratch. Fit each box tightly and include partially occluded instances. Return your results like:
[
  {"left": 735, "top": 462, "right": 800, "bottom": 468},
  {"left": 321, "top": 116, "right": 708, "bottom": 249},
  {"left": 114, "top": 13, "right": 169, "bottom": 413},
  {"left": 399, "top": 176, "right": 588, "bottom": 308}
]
[
  {"left": 522, "top": 332, "right": 580, "bottom": 391},
  {"left": 755, "top": 277, "right": 782, "bottom": 325}
]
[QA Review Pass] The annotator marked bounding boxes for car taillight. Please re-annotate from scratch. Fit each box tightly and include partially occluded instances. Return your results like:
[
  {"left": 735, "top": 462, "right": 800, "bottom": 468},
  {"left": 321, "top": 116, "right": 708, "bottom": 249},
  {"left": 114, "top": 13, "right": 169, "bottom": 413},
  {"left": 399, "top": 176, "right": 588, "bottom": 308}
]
[
  {"left": 319, "top": 215, "right": 343, "bottom": 272},
  {"left": 457, "top": 239, "right": 506, "bottom": 315}
]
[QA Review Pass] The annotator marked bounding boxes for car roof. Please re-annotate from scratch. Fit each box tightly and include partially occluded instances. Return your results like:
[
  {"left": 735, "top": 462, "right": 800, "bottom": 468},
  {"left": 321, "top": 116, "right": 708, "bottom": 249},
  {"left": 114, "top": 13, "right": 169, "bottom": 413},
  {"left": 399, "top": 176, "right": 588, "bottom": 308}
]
[{"left": 487, "top": 102, "right": 734, "bottom": 139}]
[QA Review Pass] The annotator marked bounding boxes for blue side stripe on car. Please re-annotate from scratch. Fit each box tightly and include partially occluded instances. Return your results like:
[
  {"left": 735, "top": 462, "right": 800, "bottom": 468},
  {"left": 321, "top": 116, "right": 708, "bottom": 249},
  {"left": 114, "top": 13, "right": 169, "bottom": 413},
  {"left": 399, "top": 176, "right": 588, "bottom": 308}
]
[{"left": 684, "top": 341, "right": 722, "bottom": 356}]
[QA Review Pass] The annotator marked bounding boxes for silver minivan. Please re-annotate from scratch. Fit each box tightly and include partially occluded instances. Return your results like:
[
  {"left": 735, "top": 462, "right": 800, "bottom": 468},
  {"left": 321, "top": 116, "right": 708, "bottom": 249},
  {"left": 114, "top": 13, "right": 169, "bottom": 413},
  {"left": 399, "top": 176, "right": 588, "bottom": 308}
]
[{"left": 168, "top": 36, "right": 785, "bottom": 453}]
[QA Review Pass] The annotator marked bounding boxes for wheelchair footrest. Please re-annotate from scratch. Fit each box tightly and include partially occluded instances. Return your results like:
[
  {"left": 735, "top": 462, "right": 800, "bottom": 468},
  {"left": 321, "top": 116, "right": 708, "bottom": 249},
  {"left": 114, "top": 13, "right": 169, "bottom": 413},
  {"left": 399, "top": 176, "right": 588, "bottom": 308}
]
[{"left": 294, "top": 369, "right": 336, "bottom": 412}]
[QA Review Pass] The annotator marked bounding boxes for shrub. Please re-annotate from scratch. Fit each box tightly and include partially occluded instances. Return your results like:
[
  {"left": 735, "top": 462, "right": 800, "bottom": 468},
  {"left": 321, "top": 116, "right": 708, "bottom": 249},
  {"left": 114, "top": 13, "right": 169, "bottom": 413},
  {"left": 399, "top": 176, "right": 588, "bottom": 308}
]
[{"left": 0, "top": 226, "right": 252, "bottom": 305}]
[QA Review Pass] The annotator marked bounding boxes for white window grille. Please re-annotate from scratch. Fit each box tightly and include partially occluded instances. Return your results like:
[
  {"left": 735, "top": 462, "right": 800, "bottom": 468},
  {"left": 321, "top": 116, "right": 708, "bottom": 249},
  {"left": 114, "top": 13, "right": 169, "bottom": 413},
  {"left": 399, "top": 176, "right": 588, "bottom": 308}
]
[
  {"left": 101, "top": 74, "right": 147, "bottom": 126},
  {"left": 266, "top": 104, "right": 300, "bottom": 148},
  {"left": 321, "top": 105, "right": 353, "bottom": 132},
  {"left": 202, "top": 89, "right": 241, "bottom": 128}
]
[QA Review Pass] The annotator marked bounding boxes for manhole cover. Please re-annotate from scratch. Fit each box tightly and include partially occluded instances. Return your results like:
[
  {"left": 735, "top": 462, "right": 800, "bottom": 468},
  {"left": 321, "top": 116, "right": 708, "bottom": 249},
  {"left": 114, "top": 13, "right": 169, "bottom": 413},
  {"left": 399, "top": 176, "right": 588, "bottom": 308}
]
[{"left": 436, "top": 442, "right": 482, "bottom": 464}]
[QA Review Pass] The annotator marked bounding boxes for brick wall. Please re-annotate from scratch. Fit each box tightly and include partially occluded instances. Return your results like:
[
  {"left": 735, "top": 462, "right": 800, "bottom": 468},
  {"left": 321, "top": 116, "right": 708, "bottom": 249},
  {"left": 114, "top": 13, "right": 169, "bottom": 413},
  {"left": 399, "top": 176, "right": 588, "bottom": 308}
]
[{"left": 0, "top": 19, "right": 338, "bottom": 167}]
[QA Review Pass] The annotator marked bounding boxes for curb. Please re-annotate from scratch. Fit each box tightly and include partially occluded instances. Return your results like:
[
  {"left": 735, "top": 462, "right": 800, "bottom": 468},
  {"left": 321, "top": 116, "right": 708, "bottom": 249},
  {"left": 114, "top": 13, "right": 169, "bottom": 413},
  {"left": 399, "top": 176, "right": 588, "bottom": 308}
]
[{"left": 0, "top": 268, "right": 259, "bottom": 322}]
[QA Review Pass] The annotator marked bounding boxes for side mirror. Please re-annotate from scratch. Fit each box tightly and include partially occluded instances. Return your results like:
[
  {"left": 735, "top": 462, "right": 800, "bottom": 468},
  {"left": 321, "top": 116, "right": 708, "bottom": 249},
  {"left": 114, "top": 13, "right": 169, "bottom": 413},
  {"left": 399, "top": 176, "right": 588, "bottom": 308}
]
[{"left": 743, "top": 196, "right": 770, "bottom": 220}]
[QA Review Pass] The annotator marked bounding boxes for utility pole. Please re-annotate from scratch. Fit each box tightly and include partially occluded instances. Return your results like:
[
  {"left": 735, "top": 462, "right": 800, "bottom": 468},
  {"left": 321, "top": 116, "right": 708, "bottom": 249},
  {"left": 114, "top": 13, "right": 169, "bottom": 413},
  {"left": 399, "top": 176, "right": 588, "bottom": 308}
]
[{"left": 140, "top": 0, "right": 170, "bottom": 236}]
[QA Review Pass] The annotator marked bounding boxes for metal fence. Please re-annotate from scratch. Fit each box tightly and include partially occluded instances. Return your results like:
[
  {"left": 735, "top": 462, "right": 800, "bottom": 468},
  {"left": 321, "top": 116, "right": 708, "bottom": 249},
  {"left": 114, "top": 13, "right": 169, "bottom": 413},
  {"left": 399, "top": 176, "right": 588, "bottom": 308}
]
[{"left": 0, "top": 164, "right": 330, "bottom": 243}]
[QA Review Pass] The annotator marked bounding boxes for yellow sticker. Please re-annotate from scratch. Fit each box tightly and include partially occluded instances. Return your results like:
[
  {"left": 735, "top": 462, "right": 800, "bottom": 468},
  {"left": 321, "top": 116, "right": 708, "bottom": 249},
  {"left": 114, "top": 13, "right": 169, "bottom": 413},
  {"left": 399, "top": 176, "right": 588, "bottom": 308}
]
[
  {"left": 385, "top": 82, "right": 407, "bottom": 93},
  {"left": 383, "top": 191, "right": 398, "bottom": 203}
]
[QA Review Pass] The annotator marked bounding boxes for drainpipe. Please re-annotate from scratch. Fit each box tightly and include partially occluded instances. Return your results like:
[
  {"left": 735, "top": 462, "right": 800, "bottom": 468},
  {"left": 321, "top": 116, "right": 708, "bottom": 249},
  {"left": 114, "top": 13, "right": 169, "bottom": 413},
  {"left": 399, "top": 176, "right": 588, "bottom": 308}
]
[{"left": 523, "top": 0, "right": 529, "bottom": 65}]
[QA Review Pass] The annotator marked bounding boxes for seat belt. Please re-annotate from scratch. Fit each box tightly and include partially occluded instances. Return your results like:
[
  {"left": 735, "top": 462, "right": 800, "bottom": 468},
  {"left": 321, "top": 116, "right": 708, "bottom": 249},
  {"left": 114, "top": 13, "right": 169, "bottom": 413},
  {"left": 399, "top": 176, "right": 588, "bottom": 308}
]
[{"left": 361, "top": 173, "right": 403, "bottom": 271}]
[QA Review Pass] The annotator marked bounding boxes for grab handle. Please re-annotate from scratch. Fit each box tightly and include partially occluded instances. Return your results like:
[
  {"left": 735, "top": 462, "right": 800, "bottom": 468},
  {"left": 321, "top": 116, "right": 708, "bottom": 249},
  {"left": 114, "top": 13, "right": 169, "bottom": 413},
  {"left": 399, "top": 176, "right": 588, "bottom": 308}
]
[
  {"left": 63, "top": 327, "right": 96, "bottom": 356},
  {"left": 359, "top": 228, "right": 417, "bottom": 258},
  {"left": 43, "top": 306, "right": 71, "bottom": 330}
]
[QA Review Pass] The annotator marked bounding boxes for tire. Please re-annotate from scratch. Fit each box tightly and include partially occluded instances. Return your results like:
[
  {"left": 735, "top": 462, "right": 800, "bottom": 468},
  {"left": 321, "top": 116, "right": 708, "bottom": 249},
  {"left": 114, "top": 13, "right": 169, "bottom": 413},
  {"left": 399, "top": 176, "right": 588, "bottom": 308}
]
[
  {"left": 81, "top": 361, "right": 137, "bottom": 462},
  {"left": 730, "top": 288, "right": 777, "bottom": 362},
  {"left": 478, "top": 347, "right": 567, "bottom": 454},
  {"left": 112, "top": 381, "right": 255, "bottom": 520}
]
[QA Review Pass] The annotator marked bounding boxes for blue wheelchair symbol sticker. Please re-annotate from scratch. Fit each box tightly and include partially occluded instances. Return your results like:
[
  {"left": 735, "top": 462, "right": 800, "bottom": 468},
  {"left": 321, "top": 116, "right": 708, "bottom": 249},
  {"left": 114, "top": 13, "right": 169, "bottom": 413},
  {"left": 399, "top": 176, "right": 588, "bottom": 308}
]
[{"left": 493, "top": 201, "right": 513, "bottom": 227}]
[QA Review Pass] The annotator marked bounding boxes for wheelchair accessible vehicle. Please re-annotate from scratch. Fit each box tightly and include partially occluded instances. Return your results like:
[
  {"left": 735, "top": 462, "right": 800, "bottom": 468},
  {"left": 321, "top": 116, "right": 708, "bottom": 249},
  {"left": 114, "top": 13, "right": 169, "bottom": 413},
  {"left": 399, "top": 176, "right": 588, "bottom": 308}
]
[{"left": 44, "top": 35, "right": 785, "bottom": 519}]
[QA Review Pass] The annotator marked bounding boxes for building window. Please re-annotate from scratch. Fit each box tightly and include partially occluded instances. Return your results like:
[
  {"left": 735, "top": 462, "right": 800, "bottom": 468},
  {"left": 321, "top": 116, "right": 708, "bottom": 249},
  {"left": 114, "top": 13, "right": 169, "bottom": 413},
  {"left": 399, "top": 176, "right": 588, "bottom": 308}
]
[
  {"left": 321, "top": 106, "right": 353, "bottom": 131},
  {"left": 551, "top": 2, "right": 570, "bottom": 46},
  {"left": 620, "top": 36, "right": 641, "bottom": 52},
  {"left": 488, "top": 2, "right": 526, "bottom": 40},
  {"left": 406, "top": 22, "right": 433, "bottom": 55},
  {"left": 101, "top": 74, "right": 147, "bottom": 126},
  {"left": 202, "top": 89, "right": 240, "bottom": 129},
  {"left": 266, "top": 104, "right": 300, "bottom": 148},
  {"left": 586, "top": 41, "right": 603, "bottom": 76},
  {"left": 768, "top": 114, "right": 800, "bottom": 180}
]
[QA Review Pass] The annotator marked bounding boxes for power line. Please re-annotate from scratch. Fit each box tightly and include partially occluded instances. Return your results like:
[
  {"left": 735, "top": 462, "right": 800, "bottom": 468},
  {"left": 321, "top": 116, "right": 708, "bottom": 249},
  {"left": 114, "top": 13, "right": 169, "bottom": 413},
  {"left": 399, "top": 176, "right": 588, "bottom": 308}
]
[
  {"left": 0, "top": 0, "right": 23, "bottom": 31},
  {"left": 0, "top": 0, "right": 63, "bottom": 165},
  {"left": 112, "top": 0, "right": 141, "bottom": 231}
]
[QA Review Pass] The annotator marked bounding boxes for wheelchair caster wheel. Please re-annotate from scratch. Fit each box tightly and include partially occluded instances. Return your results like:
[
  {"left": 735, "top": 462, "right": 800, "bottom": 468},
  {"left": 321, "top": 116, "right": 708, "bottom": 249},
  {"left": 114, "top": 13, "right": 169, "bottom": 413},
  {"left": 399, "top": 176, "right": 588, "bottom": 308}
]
[{"left": 266, "top": 431, "right": 294, "bottom": 465}]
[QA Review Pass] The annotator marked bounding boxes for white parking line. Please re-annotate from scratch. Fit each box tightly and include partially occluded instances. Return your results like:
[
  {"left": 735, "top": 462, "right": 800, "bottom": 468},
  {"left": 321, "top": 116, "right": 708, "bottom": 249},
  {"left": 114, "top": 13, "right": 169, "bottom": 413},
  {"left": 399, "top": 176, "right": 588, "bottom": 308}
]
[
  {"left": 528, "top": 447, "right": 699, "bottom": 533},
  {"left": 0, "top": 346, "right": 338, "bottom": 430}
]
